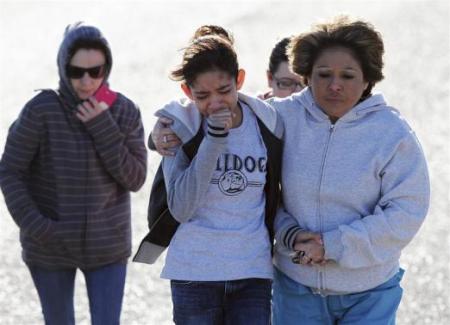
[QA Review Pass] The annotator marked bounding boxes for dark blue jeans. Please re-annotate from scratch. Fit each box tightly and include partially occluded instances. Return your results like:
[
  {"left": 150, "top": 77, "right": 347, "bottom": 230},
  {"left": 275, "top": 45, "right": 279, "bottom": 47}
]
[
  {"left": 170, "top": 278, "right": 272, "bottom": 325},
  {"left": 28, "top": 262, "right": 127, "bottom": 325}
]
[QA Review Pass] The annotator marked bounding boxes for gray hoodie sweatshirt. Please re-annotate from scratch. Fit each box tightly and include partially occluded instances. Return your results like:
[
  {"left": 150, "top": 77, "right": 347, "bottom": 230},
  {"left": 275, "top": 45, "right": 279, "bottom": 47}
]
[
  {"left": 272, "top": 88, "right": 430, "bottom": 295},
  {"left": 151, "top": 93, "right": 283, "bottom": 280}
]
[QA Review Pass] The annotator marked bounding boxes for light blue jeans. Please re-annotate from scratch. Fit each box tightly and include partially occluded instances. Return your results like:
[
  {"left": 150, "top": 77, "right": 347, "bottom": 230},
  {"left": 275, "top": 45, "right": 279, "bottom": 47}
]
[
  {"left": 28, "top": 262, "right": 127, "bottom": 325},
  {"left": 272, "top": 267, "right": 404, "bottom": 325}
]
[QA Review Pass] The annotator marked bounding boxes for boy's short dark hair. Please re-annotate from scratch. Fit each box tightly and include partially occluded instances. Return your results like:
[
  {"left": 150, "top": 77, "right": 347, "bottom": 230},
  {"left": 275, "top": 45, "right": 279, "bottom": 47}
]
[{"left": 171, "top": 35, "right": 238, "bottom": 86}]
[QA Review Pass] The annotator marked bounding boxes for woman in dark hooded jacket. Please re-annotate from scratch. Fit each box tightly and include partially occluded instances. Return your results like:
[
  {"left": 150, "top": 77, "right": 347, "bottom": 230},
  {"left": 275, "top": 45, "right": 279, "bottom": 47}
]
[{"left": 0, "top": 22, "right": 147, "bottom": 325}]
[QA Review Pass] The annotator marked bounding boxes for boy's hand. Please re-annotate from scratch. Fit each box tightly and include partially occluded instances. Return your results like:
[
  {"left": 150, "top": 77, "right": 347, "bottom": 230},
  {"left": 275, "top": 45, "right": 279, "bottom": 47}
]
[
  {"left": 294, "top": 231, "right": 323, "bottom": 245},
  {"left": 206, "top": 108, "right": 233, "bottom": 137},
  {"left": 293, "top": 240, "right": 325, "bottom": 265}
]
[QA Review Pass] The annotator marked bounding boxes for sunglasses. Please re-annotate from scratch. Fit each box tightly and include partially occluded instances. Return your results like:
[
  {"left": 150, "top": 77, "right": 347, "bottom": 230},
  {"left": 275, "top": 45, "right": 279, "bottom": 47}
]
[
  {"left": 274, "top": 77, "right": 303, "bottom": 91},
  {"left": 66, "top": 64, "right": 106, "bottom": 79}
]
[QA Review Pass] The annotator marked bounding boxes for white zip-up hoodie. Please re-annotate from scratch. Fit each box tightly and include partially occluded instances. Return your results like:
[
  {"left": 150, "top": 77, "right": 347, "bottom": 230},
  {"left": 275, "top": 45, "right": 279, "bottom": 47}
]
[{"left": 272, "top": 88, "right": 430, "bottom": 295}]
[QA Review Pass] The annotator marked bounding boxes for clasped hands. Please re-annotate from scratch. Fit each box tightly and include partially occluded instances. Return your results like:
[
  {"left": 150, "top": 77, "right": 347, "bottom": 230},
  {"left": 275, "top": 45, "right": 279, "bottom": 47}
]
[{"left": 291, "top": 231, "right": 326, "bottom": 266}]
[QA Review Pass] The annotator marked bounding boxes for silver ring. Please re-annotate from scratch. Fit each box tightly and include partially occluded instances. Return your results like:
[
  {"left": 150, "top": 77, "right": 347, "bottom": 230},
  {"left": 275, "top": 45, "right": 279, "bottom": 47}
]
[{"left": 163, "top": 135, "right": 168, "bottom": 143}]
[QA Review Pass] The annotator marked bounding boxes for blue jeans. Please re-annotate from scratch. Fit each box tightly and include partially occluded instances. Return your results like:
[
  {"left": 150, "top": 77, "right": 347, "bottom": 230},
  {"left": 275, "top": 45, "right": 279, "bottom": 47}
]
[
  {"left": 28, "top": 262, "right": 127, "bottom": 325},
  {"left": 272, "top": 267, "right": 404, "bottom": 325},
  {"left": 170, "top": 278, "right": 272, "bottom": 325}
]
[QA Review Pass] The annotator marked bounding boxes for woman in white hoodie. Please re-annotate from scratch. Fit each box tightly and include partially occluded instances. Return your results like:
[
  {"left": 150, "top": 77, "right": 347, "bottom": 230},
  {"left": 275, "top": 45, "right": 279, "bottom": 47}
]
[{"left": 271, "top": 15, "right": 430, "bottom": 324}]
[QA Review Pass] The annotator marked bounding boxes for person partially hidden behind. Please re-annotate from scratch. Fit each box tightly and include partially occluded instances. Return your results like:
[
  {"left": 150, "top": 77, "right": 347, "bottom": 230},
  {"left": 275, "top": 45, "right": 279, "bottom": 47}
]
[{"left": 259, "top": 36, "right": 304, "bottom": 100}]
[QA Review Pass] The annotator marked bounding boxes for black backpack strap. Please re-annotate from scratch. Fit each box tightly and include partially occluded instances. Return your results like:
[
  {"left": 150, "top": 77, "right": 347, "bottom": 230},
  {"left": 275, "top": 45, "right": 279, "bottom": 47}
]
[
  {"left": 256, "top": 118, "right": 283, "bottom": 245},
  {"left": 182, "top": 125, "right": 204, "bottom": 160},
  {"left": 140, "top": 127, "right": 204, "bottom": 247}
]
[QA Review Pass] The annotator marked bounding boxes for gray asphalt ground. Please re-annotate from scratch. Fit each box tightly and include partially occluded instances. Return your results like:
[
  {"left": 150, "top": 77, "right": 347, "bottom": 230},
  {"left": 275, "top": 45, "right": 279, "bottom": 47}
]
[{"left": 0, "top": 1, "right": 449, "bottom": 324}]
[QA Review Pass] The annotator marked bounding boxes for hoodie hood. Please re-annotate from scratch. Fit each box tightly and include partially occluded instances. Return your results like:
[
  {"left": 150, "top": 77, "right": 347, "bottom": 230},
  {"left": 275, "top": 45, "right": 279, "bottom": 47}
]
[
  {"left": 57, "top": 22, "right": 113, "bottom": 105},
  {"left": 293, "top": 87, "right": 391, "bottom": 123}
]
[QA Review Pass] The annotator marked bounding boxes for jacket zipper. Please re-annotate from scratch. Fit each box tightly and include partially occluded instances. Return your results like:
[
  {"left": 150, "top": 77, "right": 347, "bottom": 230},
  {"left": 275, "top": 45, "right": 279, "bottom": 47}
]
[{"left": 316, "top": 123, "right": 335, "bottom": 295}]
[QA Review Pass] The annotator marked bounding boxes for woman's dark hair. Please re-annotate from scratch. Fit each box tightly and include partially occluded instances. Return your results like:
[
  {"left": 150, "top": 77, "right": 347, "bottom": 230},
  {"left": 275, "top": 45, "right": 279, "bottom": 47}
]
[
  {"left": 67, "top": 39, "right": 111, "bottom": 71},
  {"left": 170, "top": 35, "right": 238, "bottom": 86},
  {"left": 268, "top": 37, "right": 291, "bottom": 74},
  {"left": 288, "top": 15, "right": 384, "bottom": 99},
  {"left": 191, "top": 25, "right": 234, "bottom": 45}
]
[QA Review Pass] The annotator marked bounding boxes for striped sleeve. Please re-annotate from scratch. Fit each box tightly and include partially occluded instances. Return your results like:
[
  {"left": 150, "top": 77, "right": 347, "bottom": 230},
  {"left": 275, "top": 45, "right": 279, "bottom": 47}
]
[
  {"left": 274, "top": 206, "right": 304, "bottom": 250},
  {"left": 0, "top": 103, "right": 57, "bottom": 242},
  {"left": 84, "top": 101, "right": 147, "bottom": 192}
]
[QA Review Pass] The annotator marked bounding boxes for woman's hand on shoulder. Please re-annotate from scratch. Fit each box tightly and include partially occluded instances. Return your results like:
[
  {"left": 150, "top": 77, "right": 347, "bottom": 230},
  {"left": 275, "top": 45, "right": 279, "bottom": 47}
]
[{"left": 152, "top": 116, "right": 181, "bottom": 156}]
